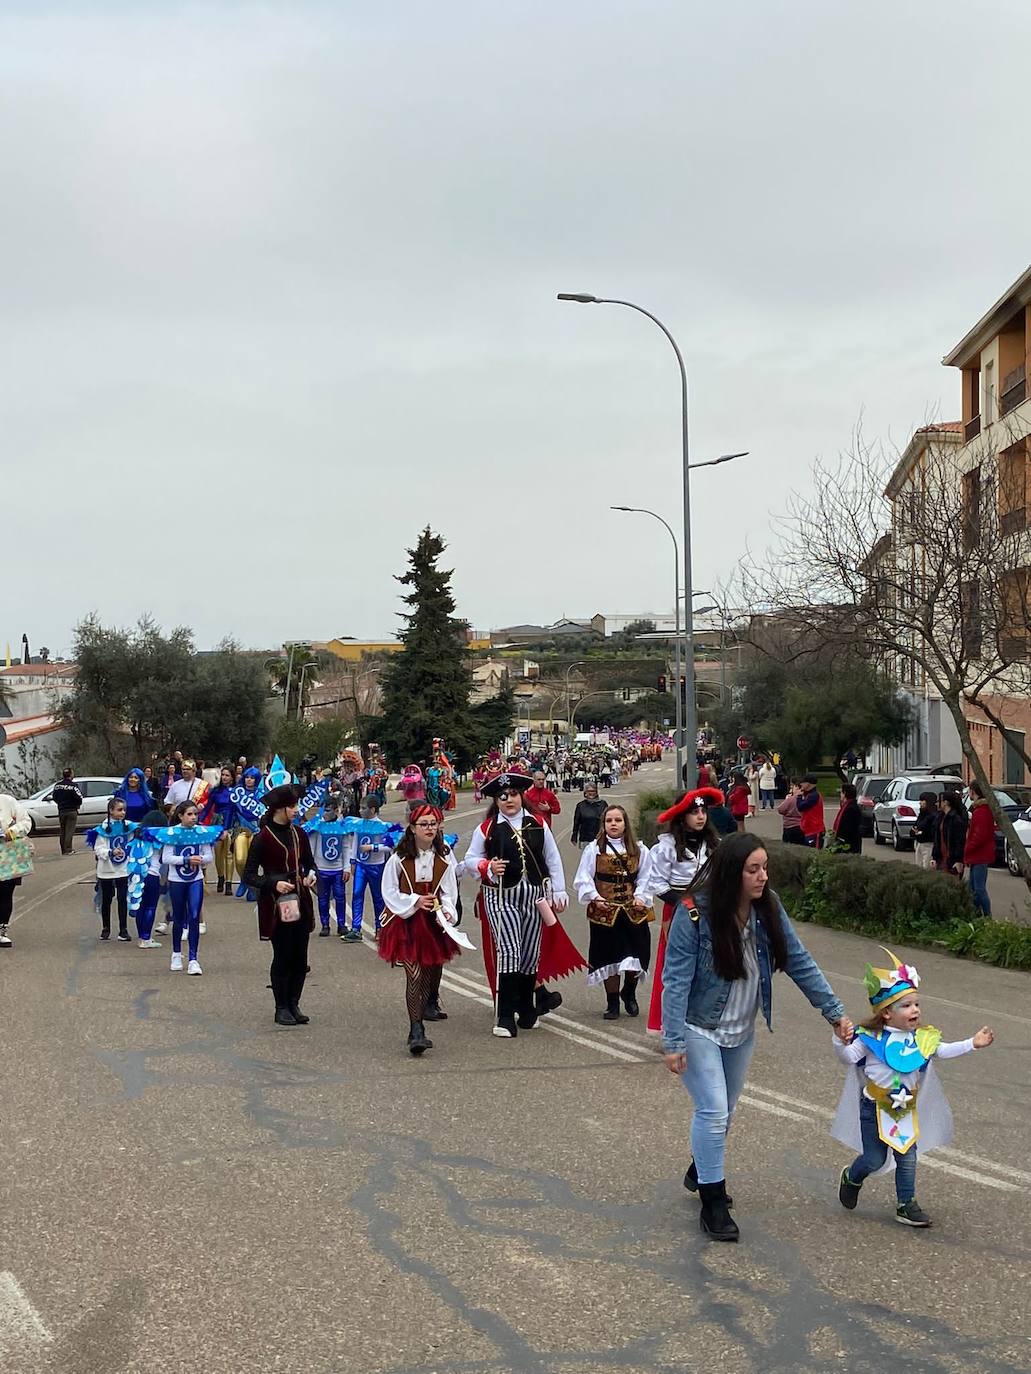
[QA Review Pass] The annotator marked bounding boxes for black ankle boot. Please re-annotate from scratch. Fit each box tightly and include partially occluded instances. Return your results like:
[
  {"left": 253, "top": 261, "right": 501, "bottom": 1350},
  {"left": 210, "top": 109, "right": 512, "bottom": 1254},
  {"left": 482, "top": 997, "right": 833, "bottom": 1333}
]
[
  {"left": 216, "top": 876, "right": 225, "bottom": 894},
  {"left": 621, "top": 978, "right": 639, "bottom": 1016},
  {"left": 516, "top": 974, "right": 538, "bottom": 1029},
  {"left": 603, "top": 992, "right": 621, "bottom": 1020},
  {"left": 698, "top": 1181, "right": 739, "bottom": 1241},
  {"left": 684, "top": 1160, "right": 733, "bottom": 1207},
  {"left": 407, "top": 1021, "right": 432, "bottom": 1055},
  {"left": 289, "top": 1002, "right": 310, "bottom": 1024},
  {"left": 274, "top": 1007, "right": 298, "bottom": 1026},
  {"left": 535, "top": 985, "right": 562, "bottom": 1015},
  {"left": 424, "top": 993, "right": 448, "bottom": 1021}
]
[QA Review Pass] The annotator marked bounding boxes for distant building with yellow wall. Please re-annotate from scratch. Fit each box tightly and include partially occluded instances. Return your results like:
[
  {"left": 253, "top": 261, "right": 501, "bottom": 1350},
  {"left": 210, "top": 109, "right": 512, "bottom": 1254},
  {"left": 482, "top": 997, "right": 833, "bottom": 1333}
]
[{"left": 316, "top": 638, "right": 403, "bottom": 663}]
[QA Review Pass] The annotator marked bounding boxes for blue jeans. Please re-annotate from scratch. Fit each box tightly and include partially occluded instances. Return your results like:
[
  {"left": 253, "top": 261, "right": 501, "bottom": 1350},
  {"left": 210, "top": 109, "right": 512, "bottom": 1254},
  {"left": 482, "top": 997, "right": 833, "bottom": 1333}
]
[
  {"left": 351, "top": 862, "right": 385, "bottom": 932},
  {"left": 169, "top": 881, "right": 203, "bottom": 962},
  {"left": 760, "top": 788, "right": 775, "bottom": 810},
  {"left": 848, "top": 1096, "right": 917, "bottom": 1202},
  {"left": 679, "top": 1026, "right": 756, "bottom": 1184},
  {"left": 968, "top": 863, "right": 991, "bottom": 918},
  {"left": 316, "top": 870, "right": 347, "bottom": 931}
]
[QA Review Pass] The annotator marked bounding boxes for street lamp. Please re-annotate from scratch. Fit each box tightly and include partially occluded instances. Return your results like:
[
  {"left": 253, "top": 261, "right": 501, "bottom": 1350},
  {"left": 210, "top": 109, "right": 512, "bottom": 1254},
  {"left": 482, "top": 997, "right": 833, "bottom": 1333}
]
[
  {"left": 559, "top": 289, "right": 747, "bottom": 779},
  {"left": 296, "top": 660, "right": 318, "bottom": 719},
  {"left": 281, "top": 640, "right": 311, "bottom": 718},
  {"left": 610, "top": 506, "right": 682, "bottom": 775},
  {"left": 562, "top": 661, "right": 586, "bottom": 738}
]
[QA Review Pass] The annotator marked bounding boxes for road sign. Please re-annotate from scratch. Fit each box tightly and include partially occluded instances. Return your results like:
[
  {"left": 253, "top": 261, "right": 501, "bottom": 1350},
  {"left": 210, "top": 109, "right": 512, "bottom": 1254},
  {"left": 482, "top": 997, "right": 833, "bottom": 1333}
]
[{"left": 736, "top": 735, "right": 750, "bottom": 751}]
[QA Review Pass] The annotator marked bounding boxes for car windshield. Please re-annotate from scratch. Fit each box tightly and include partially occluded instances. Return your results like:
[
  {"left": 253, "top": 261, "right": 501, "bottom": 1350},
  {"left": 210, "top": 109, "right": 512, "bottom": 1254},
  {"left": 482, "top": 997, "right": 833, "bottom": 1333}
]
[
  {"left": 862, "top": 779, "right": 890, "bottom": 799},
  {"left": 991, "top": 789, "right": 1018, "bottom": 808}
]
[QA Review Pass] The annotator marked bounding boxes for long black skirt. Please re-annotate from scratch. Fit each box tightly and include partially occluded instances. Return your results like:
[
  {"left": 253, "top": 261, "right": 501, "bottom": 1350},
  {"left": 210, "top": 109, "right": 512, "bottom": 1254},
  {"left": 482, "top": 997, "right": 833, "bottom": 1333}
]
[{"left": 587, "top": 910, "right": 651, "bottom": 986}]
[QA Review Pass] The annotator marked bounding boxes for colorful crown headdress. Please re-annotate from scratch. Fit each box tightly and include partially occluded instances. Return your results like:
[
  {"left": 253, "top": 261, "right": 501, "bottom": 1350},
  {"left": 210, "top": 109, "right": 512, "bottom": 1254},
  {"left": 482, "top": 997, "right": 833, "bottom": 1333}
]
[{"left": 863, "top": 946, "right": 920, "bottom": 1010}]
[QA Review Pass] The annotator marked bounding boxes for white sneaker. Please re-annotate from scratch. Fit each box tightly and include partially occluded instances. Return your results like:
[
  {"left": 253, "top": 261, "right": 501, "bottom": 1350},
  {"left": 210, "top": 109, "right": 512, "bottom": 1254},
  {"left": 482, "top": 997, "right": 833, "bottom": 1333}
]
[
  {"left": 139, "top": 938, "right": 162, "bottom": 948},
  {"left": 187, "top": 959, "right": 203, "bottom": 976},
  {"left": 155, "top": 922, "right": 167, "bottom": 934},
  {"left": 198, "top": 922, "right": 207, "bottom": 935},
  {"left": 170, "top": 953, "right": 183, "bottom": 972},
  {"left": 0, "top": 926, "right": 12, "bottom": 948}
]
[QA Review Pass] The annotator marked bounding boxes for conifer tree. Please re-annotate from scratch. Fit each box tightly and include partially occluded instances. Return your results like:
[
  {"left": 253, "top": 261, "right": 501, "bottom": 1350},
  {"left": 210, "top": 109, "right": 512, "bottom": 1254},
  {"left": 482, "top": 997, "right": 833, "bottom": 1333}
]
[{"left": 376, "top": 529, "right": 483, "bottom": 770}]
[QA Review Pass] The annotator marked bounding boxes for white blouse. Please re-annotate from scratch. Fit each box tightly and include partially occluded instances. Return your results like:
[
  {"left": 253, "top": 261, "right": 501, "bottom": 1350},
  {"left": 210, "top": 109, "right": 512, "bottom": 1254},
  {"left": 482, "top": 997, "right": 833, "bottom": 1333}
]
[
  {"left": 646, "top": 832, "right": 711, "bottom": 896},
  {"left": 573, "top": 838, "right": 654, "bottom": 906},
  {"left": 381, "top": 849, "right": 459, "bottom": 922}
]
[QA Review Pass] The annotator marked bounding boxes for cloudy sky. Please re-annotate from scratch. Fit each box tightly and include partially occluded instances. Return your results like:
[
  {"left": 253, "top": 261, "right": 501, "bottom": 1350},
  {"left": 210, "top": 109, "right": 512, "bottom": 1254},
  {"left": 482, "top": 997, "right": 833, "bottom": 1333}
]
[{"left": 5, "top": 0, "right": 1030, "bottom": 655}]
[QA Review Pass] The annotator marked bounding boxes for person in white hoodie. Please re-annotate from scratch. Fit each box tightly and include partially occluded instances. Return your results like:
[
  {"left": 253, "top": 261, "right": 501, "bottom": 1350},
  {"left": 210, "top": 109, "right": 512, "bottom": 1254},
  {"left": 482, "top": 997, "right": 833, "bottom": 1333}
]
[{"left": 0, "top": 792, "right": 32, "bottom": 948}]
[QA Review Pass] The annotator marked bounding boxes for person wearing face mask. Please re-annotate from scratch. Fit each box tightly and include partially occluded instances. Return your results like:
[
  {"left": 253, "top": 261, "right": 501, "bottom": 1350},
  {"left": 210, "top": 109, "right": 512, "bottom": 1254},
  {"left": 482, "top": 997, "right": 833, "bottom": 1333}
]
[
  {"left": 575, "top": 805, "right": 655, "bottom": 1019},
  {"left": 462, "top": 771, "right": 574, "bottom": 1038},
  {"left": 645, "top": 788, "right": 723, "bottom": 1036}
]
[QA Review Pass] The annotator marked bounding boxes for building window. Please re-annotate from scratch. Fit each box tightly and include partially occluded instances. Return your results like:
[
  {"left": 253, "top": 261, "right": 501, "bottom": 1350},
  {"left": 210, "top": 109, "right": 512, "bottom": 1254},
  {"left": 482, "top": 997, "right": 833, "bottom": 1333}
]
[
  {"left": 1000, "top": 567, "right": 1031, "bottom": 661},
  {"left": 999, "top": 439, "right": 1029, "bottom": 537},
  {"left": 1005, "top": 729, "right": 1026, "bottom": 787},
  {"left": 960, "top": 580, "right": 982, "bottom": 658},
  {"left": 961, "top": 465, "right": 982, "bottom": 551}
]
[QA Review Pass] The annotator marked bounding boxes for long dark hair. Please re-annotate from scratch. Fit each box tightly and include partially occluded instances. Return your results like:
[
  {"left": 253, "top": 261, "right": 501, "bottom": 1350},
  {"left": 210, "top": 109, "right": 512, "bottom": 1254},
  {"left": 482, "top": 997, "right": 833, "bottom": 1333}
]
[
  {"left": 693, "top": 832, "right": 787, "bottom": 980},
  {"left": 597, "top": 805, "right": 639, "bottom": 862},
  {"left": 395, "top": 826, "right": 447, "bottom": 861},
  {"left": 667, "top": 802, "right": 719, "bottom": 862}
]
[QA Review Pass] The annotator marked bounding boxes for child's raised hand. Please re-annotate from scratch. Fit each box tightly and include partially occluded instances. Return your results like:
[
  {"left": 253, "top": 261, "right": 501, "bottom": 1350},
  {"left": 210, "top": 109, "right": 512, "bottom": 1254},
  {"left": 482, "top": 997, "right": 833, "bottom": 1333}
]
[{"left": 972, "top": 1026, "right": 994, "bottom": 1049}]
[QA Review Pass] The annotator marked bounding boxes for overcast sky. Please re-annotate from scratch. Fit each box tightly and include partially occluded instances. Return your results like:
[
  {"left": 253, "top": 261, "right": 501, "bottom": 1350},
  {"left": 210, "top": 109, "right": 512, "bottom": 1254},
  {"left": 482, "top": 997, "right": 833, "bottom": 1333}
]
[{"left": 5, "top": 0, "right": 1031, "bottom": 656}]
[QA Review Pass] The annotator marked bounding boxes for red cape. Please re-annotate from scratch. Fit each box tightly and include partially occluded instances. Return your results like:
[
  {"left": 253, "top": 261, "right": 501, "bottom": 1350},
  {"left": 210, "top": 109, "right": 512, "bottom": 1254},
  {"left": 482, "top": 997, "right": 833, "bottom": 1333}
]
[{"left": 475, "top": 892, "right": 586, "bottom": 999}]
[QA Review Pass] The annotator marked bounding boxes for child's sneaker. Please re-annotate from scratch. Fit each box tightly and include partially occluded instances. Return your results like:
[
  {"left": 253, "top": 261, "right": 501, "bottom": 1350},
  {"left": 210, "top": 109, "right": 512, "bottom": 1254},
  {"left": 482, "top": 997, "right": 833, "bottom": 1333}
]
[
  {"left": 187, "top": 959, "right": 202, "bottom": 976},
  {"left": 170, "top": 953, "right": 183, "bottom": 972},
  {"left": 838, "top": 1168, "right": 862, "bottom": 1210},
  {"left": 139, "top": 938, "right": 162, "bottom": 948},
  {"left": 155, "top": 922, "right": 167, "bottom": 934},
  {"left": 895, "top": 1199, "right": 932, "bottom": 1227},
  {"left": 116, "top": 931, "right": 132, "bottom": 942},
  {"left": 199, "top": 922, "right": 206, "bottom": 935}
]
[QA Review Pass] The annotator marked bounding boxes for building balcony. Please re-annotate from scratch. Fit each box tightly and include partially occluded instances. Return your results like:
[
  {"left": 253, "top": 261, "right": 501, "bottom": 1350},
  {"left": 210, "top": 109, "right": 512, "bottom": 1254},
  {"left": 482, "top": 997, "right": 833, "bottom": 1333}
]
[
  {"left": 1001, "top": 507, "right": 1028, "bottom": 537},
  {"left": 1001, "top": 635, "right": 1029, "bottom": 662},
  {"left": 1001, "top": 364, "right": 1027, "bottom": 418},
  {"left": 965, "top": 414, "right": 982, "bottom": 441}
]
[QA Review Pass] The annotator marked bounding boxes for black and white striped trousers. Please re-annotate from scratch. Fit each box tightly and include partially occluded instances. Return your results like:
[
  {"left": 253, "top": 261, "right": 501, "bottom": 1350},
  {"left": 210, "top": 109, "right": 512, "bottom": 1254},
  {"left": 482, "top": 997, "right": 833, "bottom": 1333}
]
[{"left": 481, "top": 879, "right": 543, "bottom": 976}]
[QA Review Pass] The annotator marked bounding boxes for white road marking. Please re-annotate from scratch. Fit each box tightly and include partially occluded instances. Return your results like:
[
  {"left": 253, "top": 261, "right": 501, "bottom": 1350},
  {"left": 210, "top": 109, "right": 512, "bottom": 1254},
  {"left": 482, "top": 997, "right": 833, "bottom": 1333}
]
[
  {"left": 10, "top": 870, "right": 91, "bottom": 925},
  {"left": 0, "top": 1272, "right": 52, "bottom": 1355}
]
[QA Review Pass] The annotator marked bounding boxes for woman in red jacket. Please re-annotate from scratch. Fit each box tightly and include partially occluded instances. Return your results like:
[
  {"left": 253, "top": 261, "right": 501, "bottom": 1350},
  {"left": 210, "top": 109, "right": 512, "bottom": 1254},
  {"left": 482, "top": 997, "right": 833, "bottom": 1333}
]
[
  {"left": 727, "top": 775, "right": 750, "bottom": 832},
  {"left": 963, "top": 781, "right": 995, "bottom": 918}
]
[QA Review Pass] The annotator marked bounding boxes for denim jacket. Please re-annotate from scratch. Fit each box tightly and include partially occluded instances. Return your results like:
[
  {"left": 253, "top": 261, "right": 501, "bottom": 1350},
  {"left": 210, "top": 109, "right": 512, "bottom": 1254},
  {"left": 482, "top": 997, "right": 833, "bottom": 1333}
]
[{"left": 660, "top": 890, "right": 845, "bottom": 1054}]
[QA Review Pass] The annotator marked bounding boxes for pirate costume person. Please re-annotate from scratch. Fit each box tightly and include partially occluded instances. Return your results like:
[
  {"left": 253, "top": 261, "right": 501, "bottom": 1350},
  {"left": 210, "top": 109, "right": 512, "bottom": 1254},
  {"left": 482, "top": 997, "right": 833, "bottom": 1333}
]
[
  {"left": 574, "top": 804, "right": 655, "bottom": 1019},
  {"left": 646, "top": 788, "right": 722, "bottom": 1036},
  {"left": 378, "top": 805, "right": 460, "bottom": 1056},
  {"left": 462, "top": 771, "right": 576, "bottom": 1039}
]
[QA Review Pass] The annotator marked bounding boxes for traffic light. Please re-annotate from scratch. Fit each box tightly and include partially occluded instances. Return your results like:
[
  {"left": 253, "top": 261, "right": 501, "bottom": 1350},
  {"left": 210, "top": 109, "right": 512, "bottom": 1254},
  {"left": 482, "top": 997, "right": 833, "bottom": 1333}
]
[{"left": 658, "top": 674, "right": 667, "bottom": 693}]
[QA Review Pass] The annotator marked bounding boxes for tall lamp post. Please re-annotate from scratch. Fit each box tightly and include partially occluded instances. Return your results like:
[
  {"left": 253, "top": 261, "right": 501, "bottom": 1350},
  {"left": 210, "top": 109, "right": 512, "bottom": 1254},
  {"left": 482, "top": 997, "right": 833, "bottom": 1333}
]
[
  {"left": 559, "top": 289, "right": 746, "bottom": 781},
  {"left": 563, "top": 661, "right": 586, "bottom": 739},
  {"left": 610, "top": 506, "right": 683, "bottom": 779}
]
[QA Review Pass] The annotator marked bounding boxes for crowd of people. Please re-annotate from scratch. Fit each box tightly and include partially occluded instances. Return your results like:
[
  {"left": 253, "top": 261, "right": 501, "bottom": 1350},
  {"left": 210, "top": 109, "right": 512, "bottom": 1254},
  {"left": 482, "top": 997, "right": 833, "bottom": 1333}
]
[{"left": 0, "top": 735, "right": 996, "bottom": 1243}]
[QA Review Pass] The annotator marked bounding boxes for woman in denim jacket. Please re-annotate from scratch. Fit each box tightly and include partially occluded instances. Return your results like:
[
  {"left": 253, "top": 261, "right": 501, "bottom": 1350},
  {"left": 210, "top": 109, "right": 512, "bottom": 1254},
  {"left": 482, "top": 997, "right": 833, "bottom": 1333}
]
[{"left": 661, "top": 833, "right": 846, "bottom": 1242}]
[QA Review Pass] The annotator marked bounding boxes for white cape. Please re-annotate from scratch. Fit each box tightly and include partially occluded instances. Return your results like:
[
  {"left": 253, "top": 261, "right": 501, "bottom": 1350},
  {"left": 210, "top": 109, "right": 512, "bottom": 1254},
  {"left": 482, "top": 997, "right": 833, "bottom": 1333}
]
[{"left": 831, "top": 1062, "right": 954, "bottom": 1175}]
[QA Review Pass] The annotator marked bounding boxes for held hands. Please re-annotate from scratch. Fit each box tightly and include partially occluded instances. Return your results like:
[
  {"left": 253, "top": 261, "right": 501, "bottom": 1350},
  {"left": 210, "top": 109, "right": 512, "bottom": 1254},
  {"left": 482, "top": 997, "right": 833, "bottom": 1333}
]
[
  {"left": 303, "top": 874, "right": 317, "bottom": 889},
  {"left": 834, "top": 1017, "right": 855, "bottom": 1042},
  {"left": 973, "top": 1025, "right": 994, "bottom": 1048},
  {"left": 664, "top": 1051, "right": 687, "bottom": 1074}
]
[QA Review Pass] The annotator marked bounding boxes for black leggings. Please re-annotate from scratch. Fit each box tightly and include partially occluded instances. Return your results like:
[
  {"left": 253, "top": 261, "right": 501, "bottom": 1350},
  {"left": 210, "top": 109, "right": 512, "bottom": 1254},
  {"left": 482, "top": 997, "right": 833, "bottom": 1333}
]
[
  {"left": 402, "top": 962, "right": 443, "bottom": 1022},
  {"left": 269, "top": 920, "right": 311, "bottom": 1009},
  {"left": 0, "top": 879, "right": 16, "bottom": 924},
  {"left": 99, "top": 877, "right": 129, "bottom": 933}
]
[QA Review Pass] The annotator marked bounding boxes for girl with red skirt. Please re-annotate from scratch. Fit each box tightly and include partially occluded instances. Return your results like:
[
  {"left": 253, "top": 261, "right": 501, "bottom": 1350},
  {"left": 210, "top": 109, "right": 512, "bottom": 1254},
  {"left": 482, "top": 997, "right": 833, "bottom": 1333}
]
[{"left": 379, "top": 804, "right": 459, "bottom": 1056}]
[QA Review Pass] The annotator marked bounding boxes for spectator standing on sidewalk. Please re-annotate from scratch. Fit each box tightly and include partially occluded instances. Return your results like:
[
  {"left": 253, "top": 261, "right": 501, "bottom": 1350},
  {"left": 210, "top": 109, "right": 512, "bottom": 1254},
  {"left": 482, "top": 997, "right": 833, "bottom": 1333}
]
[
  {"left": 934, "top": 792, "right": 968, "bottom": 876},
  {"left": 777, "top": 782, "right": 805, "bottom": 845},
  {"left": 963, "top": 782, "right": 994, "bottom": 917},
  {"left": 757, "top": 758, "right": 777, "bottom": 810},
  {"left": 745, "top": 763, "right": 760, "bottom": 817},
  {"left": 831, "top": 783, "right": 862, "bottom": 854},
  {"left": 52, "top": 768, "right": 83, "bottom": 855},
  {"left": 796, "top": 775, "right": 826, "bottom": 849},
  {"left": 911, "top": 792, "right": 939, "bottom": 870},
  {"left": 0, "top": 792, "right": 33, "bottom": 948}
]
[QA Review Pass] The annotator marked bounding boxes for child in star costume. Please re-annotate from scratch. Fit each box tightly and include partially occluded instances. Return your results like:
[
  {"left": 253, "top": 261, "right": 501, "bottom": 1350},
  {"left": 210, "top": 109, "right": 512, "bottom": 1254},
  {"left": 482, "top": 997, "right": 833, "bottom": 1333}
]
[
  {"left": 343, "top": 796, "right": 401, "bottom": 942},
  {"left": 831, "top": 947, "right": 994, "bottom": 1227},
  {"left": 88, "top": 799, "right": 138, "bottom": 942},
  {"left": 155, "top": 801, "right": 220, "bottom": 975}
]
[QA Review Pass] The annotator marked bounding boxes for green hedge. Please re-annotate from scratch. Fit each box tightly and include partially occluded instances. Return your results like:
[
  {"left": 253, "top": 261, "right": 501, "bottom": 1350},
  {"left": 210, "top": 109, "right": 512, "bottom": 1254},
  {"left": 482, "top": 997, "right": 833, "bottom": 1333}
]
[{"left": 633, "top": 790, "right": 1031, "bottom": 971}]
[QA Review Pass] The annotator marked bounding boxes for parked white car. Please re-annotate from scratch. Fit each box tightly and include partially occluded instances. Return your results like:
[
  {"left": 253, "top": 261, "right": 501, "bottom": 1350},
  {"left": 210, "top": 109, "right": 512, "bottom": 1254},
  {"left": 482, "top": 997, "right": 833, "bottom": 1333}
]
[
  {"left": 20, "top": 777, "right": 123, "bottom": 834},
  {"left": 872, "top": 775, "right": 961, "bottom": 850},
  {"left": 1006, "top": 809, "right": 1031, "bottom": 874}
]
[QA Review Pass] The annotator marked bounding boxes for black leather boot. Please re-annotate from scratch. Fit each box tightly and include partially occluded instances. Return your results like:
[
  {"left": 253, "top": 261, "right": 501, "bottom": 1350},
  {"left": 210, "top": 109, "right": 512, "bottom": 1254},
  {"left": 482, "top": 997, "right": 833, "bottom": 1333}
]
[
  {"left": 407, "top": 1021, "right": 432, "bottom": 1055},
  {"left": 516, "top": 974, "right": 538, "bottom": 1029},
  {"left": 603, "top": 992, "right": 621, "bottom": 1020},
  {"left": 535, "top": 984, "right": 562, "bottom": 1015},
  {"left": 492, "top": 973, "right": 519, "bottom": 1038},
  {"left": 424, "top": 992, "right": 448, "bottom": 1021},
  {"left": 289, "top": 1002, "right": 310, "bottom": 1024},
  {"left": 684, "top": 1160, "right": 733, "bottom": 1207},
  {"left": 698, "top": 1182, "right": 739, "bottom": 1241},
  {"left": 216, "top": 876, "right": 225, "bottom": 894},
  {"left": 621, "top": 976, "right": 640, "bottom": 1017}
]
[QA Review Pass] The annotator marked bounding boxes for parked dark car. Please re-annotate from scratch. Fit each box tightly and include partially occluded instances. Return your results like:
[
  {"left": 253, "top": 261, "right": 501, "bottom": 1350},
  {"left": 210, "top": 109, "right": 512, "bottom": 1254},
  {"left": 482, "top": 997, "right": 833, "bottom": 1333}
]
[{"left": 853, "top": 774, "right": 891, "bottom": 837}]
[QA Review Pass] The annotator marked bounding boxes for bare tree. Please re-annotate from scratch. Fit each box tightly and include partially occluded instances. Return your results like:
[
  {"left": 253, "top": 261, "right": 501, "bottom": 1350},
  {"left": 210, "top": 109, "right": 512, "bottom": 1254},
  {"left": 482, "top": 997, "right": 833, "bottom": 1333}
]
[{"left": 742, "top": 419, "right": 1031, "bottom": 890}]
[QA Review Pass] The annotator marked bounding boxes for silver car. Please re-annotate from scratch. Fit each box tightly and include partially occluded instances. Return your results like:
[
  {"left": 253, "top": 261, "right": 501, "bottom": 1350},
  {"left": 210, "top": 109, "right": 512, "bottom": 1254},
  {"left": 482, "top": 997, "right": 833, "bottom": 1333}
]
[
  {"left": 21, "top": 777, "right": 124, "bottom": 834},
  {"left": 872, "top": 775, "right": 960, "bottom": 851}
]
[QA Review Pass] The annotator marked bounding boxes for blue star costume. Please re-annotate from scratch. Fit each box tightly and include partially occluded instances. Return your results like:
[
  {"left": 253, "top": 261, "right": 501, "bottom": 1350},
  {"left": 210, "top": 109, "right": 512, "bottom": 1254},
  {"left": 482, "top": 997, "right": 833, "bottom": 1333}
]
[
  {"left": 303, "top": 810, "right": 355, "bottom": 935},
  {"left": 344, "top": 816, "right": 403, "bottom": 934}
]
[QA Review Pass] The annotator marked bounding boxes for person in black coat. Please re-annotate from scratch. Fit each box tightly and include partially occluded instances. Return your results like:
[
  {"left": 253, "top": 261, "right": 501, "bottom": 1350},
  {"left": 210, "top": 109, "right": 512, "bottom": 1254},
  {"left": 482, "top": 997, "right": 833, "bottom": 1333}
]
[
  {"left": 933, "top": 791, "right": 968, "bottom": 874},
  {"left": 831, "top": 783, "right": 862, "bottom": 854},
  {"left": 571, "top": 784, "right": 607, "bottom": 847}
]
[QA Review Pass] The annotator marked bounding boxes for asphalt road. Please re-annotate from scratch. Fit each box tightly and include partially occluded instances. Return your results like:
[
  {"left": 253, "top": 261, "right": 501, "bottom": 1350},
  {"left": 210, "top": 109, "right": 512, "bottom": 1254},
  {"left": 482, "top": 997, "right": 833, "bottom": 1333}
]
[{"left": 2, "top": 762, "right": 1030, "bottom": 1374}]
